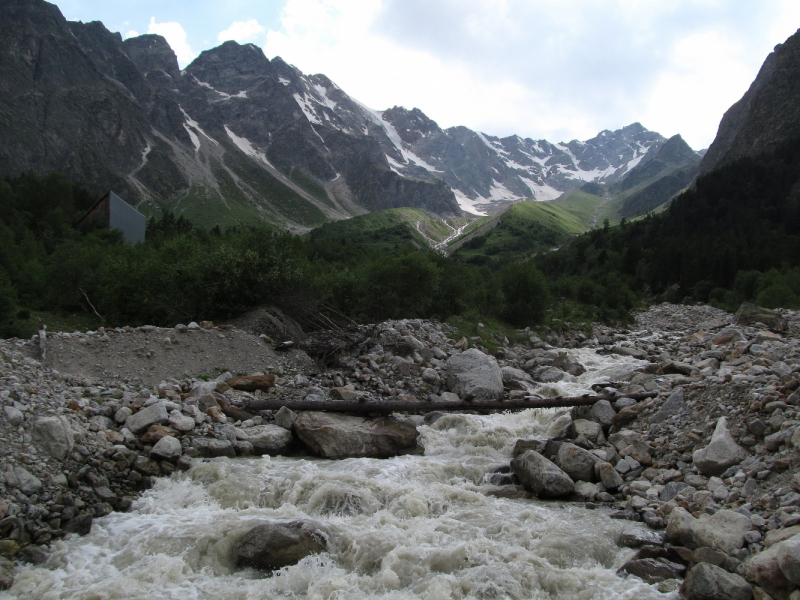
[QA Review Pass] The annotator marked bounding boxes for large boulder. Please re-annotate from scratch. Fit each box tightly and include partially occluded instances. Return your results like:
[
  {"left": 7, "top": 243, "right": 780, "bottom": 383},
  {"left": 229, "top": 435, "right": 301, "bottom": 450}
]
[
  {"left": 556, "top": 443, "right": 598, "bottom": 482},
  {"left": 235, "top": 425, "right": 293, "bottom": 455},
  {"left": 233, "top": 520, "right": 329, "bottom": 571},
  {"left": 692, "top": 509, "right": 752, "bottom": 554},
  {"left": 734, "top": 302, "right": 788, "bottom": 332},
  {"left": 666, "top": 507, "right": 697, "bottom": 547},
  {"left": 444, "top": 349, "right": 503, "bottom": 401},
  {"left": 32, "top": 416, "right": 73, "bottom": 460},
  {"left": 511, "top": 450, "right": 574, "bottom": 499},
  {"left": 125, "top": 402, "right": 168, "bottom": 435},
  {"left": 745, "top": 543, "right": 795, "bottom": 600},
  {"left": 294, "top": 412, "right": 418, "bottom": 459},
  {"left": 693, "top": 417, "right": 748, "bottom": 476},
  {"left": 682, "top": 563, "right": 754, "bottom": 600}
]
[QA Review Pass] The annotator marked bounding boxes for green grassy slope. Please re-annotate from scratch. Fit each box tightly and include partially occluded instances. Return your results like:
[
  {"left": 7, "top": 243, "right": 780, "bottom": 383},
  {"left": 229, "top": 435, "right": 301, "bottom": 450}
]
[{"left": 448, "top": 192, "right": 604, "bottom": 266}]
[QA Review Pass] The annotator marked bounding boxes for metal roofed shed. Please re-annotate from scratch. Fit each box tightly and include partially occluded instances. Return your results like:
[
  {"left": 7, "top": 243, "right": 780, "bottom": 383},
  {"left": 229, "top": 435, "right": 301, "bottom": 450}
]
[{"left": 77, "top": 191, "right": 146, "bottom": 244}]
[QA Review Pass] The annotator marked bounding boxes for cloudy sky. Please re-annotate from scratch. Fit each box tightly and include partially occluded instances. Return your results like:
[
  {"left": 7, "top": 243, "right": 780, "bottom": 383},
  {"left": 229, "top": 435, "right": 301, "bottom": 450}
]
[{"left": 53, "top": 0, "right": 800, "bottom": 150}]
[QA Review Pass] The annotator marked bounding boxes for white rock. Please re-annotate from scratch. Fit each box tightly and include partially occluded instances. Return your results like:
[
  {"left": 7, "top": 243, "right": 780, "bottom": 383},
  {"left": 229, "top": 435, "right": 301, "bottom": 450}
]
[{"left": 150, "top": 436, "right": 182, "bottom": 461}]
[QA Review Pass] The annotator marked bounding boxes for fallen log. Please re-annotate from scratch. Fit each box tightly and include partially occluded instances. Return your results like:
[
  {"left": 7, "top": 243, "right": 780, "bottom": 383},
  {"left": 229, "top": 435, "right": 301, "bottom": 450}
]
[{"left": 244, "top": 391, "right": 658, "bottom": 415}]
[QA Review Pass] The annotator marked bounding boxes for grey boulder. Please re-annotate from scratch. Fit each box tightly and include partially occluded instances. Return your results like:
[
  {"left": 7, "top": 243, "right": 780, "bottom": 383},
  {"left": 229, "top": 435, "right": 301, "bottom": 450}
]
[
  {"left": 681, "top": 563, "right": 753, "bottom": 600},
  {"left": 294, "top": 412, "right": 418, "bottom": 459},
  {"left": 125, "top": 402, "right": 168, "bottom": 435},
  {"left": 150, "top": 436, "right": 182, "bottom": 461},
  {"left": 693, "top": 417, "right": 748, "bottom": 476},
  {"left": 235, "top": 424, "right": 293, "bottom": 455},
  {"left": 650, "top": 388, "right": 686, "bottom": 424},
  {"left": 233, "top": 520, "right": 329, "bottom": 571},
  {"left": 32, "top": 416, "right": 74, "bottom": 460},
  {"left": 444, "top": 349, "right": 503, "bottom": 401},
  {"left": 556, "top": 443, "right": 598, "bottom": 482},
  {"left": 511, "top": 450, "right": 574, "bottom": 499}
]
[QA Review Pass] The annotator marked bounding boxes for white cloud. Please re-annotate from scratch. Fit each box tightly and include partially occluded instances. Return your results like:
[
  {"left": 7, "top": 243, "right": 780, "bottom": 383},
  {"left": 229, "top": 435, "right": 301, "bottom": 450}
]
[
  {"left": 218, "top": 19, "right": 266, "bottom": 43},
  {"left": 640, "top": 31, "right": 754, "bottom": 150},
  {"left": 148, "top": 17, "right": 196, "bottom": 66},
  {"left": 124, "top": 30, "right": 139, "bottom": 40},
  {"left": 261, "top": 0, "right": 798, "bottom": 147}
]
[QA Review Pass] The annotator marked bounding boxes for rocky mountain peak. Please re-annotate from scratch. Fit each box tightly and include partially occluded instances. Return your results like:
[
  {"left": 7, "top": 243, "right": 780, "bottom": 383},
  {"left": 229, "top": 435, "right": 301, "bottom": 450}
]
[
  {"left": 185, "top": 40, "right": 272, "bottom": 93},
  {"left": 123, "top": 34, "right": 181, "bottom": 81},
  {"left": 382, "top": 106, "right": 442, "bottom": 145}
]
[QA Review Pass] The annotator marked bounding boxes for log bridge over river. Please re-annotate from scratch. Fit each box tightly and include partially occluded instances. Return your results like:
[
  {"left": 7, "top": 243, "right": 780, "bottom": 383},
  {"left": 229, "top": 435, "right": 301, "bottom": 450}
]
[{"left": 244, "top": 391, "right": 658, "bottom": 415}]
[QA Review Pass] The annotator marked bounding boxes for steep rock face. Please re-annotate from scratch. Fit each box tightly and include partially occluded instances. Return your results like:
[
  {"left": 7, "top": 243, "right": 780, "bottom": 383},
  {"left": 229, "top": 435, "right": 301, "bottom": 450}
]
[
  {"left": 0, "top": 0, "right": 150, "bottom": 200},
  {"left": 698, "top": 28, "right": 800, "bottom": 177}
]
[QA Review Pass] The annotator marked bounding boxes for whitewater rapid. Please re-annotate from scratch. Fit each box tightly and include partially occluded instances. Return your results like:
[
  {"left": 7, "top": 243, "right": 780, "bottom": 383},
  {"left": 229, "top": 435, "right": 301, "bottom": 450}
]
[{"left": 4, "top": 349, "right": 675, "bottom": 600}]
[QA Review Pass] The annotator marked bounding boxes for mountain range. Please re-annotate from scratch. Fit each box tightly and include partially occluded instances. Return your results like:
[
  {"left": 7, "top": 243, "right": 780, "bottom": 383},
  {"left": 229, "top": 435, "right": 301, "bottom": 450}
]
[{"left": 0, "top": 0, "right": 703, "bottom": 230}]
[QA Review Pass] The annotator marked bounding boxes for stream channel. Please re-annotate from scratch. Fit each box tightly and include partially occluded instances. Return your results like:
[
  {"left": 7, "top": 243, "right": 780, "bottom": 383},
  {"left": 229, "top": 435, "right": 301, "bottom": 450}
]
[{"left": 4, "top": 350, "right": 677, "bottom": 600}]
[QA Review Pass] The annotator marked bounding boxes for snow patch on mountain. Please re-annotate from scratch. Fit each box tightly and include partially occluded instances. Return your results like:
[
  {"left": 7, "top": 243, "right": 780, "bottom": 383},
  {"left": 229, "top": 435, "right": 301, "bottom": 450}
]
[
  {"left": 452, "top": 189, "right": 488, "bottom": 216},
  {"left": 519, "top": 177, "right": 563, "bottom": 201},
  {"left": 293, "top": 93, "right": 323, "bottom": 125},
  {"left": 181, "top": 107, "right": 218, "bottom": 151},
  {"left": 225, "top": 126, "right": 272, "bottom": 166}
]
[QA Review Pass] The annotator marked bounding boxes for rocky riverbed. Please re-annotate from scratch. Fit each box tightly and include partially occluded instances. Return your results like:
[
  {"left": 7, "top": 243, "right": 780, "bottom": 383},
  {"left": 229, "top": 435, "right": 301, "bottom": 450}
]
[{"left": 0, "top": 303, "right": 799, "bottom": 599}]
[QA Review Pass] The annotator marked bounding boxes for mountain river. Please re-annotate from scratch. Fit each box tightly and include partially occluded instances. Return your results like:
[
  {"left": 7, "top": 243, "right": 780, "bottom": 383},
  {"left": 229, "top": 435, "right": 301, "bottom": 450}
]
[{"left": 3, "top": 350, "right": 677, "bottom": 600}]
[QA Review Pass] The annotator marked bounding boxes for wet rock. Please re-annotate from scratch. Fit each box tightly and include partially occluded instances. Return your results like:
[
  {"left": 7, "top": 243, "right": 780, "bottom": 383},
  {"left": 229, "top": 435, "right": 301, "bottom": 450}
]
[
  {"left": 513, "top": 438, "right": 548, "bottom": 457},
  {"left": 511, "top": 450, "right": 574, "bottom": 499},
  {"left": 692, "top": 510, "right": 752, "bottom": 555},
  {"left": 682, "top": 563, "right": 754, "bottom": 600},
  {"left": 693, "top": 417, "right": 748, "bottom": 476},
  {"left": 32, "top": 416, "right": 74, "bottom": 460},
  {"left": 618, "top": 557, "right": 686, "bottom": 583},
  {"left": 132, "top": 456, "right": 161, "bottom": 476},
  {"left": 545, "top": 413, "right": 573, "bottom": 439},
  {"left": 444, "top": 349, "right": 503, "bottom": 401},
  {"left": 556, "top": 443, "right": 598, "bottom": 482},
  {"left": 537, "top": 367, "right": 566, "bottom": 383},
  {"left": 227, "top": 375, "right": 276, "bottom": 391},
  {"left": 18, "top": 545, "right": 48, "bottom": 564},
  {"left": 125, "top": 402, "right": 168, "bottom": 435},
  {"left": 294, "top": 412, "right": 419, "bottom": 459},
  {"left": 617, "top": 528, "right": 664, "bottom": 548},
  {"left": 150, "top": 436, "right": 182, "bottom": 461},
  {"left": 0, "top": 557, "right": 14, "bottom": 590},
  {"left": 233, "top": 520, "right": 329, "bottom": 571},
  {"left": 191, "top": 438, "right": 236, "bottom": 458},
  {"left": 651, "top": 388, "right": 686, "bottom": 424},
  {"left": 235, "top": 425, "right": 293, "bottom": 455},
  {"left": 62, "top": 513, "right": 93, "bottom": 536}
]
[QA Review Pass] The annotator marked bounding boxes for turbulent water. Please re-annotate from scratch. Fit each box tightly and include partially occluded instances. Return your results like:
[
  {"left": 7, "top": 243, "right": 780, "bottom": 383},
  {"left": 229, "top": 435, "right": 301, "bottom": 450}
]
[{"left": 4, "top": 350, "right": 677, "bottom": 600}]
